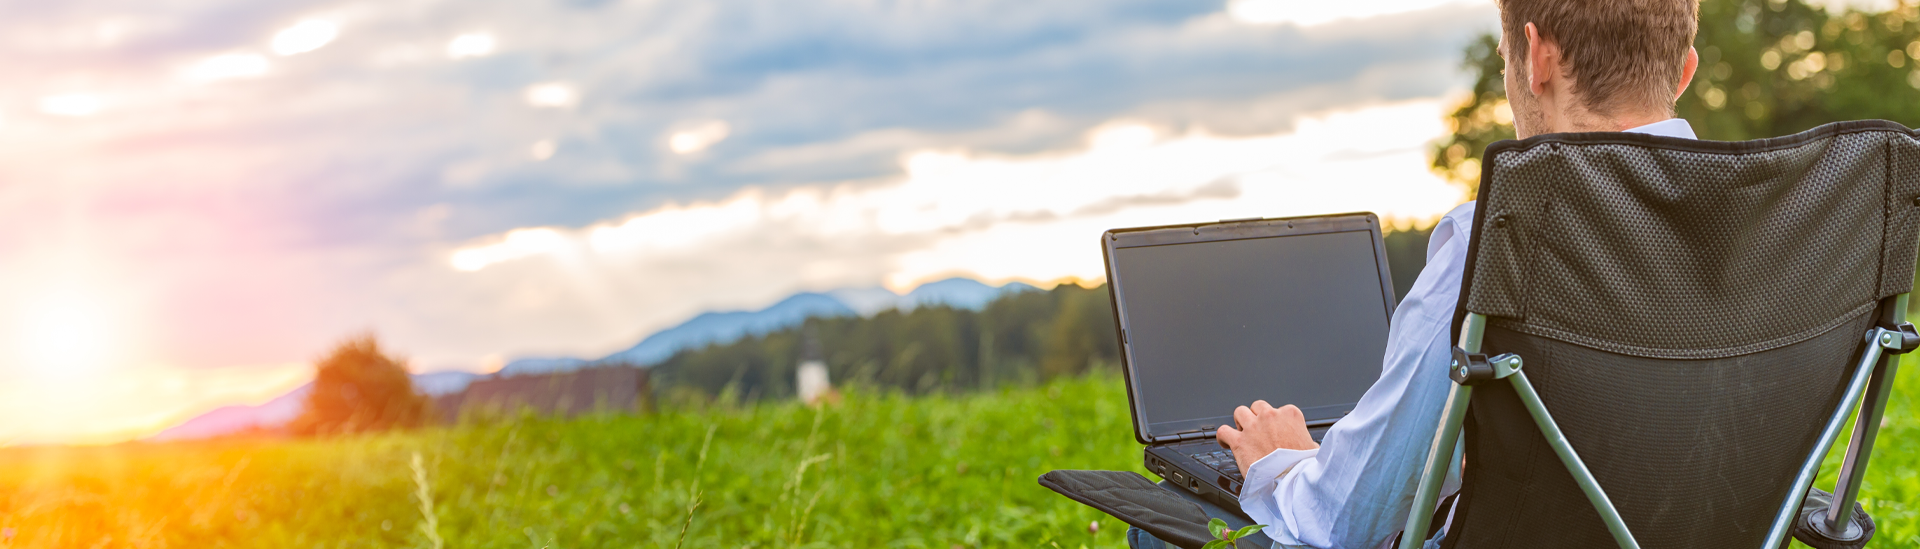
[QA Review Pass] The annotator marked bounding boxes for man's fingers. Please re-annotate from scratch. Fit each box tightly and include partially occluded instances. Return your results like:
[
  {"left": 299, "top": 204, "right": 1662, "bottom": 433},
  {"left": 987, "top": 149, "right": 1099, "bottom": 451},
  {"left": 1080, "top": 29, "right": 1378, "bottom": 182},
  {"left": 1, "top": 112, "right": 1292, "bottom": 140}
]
[
  {"left": 1234, "top": 405, "right": 1256, "bottom": 428},
  {"left": 1251, "top": 400, "right": 1276, "bottom": 416},
  {"left": 1277, "top": 404, "right": 1304, "bottom": 419},
  {"left": 1216, "top": 425, "right": 1240, "bottom": 448}
]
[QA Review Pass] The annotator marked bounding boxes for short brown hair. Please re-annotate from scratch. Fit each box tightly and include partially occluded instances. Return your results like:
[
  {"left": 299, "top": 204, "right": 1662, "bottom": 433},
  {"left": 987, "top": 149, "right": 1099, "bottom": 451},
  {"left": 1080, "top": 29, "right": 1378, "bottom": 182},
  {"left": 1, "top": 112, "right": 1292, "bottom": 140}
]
[{"left": 1501, "top": 0, "right": 1699, "bottom": 117}]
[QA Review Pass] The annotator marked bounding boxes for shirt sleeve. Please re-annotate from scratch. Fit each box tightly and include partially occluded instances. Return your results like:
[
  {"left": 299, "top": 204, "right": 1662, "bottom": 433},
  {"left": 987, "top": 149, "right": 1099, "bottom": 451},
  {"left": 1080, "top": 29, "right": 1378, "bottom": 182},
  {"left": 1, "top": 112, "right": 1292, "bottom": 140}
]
[
  {"left": 1239, "top": 202, "right": 1474, "bottom": 549},
  {"left": 1238, "top": 447, "right": 1319, "bottom": 521}
]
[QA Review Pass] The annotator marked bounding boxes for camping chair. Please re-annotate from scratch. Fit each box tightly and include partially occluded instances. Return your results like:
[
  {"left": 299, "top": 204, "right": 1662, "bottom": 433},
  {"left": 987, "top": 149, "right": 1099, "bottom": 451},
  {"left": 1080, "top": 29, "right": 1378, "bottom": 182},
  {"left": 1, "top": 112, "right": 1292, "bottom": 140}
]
[{"left": 1401, "top": 120, "right": 1920, "bottom": 549}]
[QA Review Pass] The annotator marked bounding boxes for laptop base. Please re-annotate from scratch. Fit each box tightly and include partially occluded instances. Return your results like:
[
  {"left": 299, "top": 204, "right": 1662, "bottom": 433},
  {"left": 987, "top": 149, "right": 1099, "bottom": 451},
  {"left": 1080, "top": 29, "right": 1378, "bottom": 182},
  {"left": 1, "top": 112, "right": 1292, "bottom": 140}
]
[{"left": 1144, "top": 426, "right": 1331, "bottom": 511}]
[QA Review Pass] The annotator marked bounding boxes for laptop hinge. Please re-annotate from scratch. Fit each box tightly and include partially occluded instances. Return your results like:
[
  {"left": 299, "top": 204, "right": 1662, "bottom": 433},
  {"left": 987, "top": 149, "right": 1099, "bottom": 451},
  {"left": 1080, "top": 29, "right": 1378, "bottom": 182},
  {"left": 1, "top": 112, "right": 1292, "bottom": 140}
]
[{"left": 1150, "top": 429, "right": 1214, "bottom": 444}]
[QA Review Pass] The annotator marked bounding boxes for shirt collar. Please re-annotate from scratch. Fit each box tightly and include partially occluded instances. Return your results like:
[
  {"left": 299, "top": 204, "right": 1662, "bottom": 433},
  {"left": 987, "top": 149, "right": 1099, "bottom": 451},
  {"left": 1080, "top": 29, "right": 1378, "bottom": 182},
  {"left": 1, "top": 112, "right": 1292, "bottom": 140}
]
[{"left": 1622, "top": 118, "right": 1697, "bottom": 139}]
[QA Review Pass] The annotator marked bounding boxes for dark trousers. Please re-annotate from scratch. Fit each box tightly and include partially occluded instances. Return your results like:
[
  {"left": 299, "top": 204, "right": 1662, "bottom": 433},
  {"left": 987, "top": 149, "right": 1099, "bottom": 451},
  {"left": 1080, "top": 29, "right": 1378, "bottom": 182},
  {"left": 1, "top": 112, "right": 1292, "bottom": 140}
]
[{"left": 1126, "top": 480, "right": 1275, "bottom": 549}]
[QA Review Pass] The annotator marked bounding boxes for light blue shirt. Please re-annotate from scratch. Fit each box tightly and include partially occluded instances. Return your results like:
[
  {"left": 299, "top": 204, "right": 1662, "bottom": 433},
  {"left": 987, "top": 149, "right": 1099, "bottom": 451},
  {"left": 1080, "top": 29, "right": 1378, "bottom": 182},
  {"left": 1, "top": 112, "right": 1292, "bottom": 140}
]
[{"left": 1238, "top": 119, "right": 1698, "bottom": 549}]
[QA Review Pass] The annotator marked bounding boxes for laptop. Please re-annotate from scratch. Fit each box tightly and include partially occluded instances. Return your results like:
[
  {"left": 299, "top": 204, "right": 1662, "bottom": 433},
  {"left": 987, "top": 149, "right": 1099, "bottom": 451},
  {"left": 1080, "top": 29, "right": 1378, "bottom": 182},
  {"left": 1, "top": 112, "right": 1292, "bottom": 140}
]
[{"left": 1101, "top": 212, "right": 1397, "bottom": 509}]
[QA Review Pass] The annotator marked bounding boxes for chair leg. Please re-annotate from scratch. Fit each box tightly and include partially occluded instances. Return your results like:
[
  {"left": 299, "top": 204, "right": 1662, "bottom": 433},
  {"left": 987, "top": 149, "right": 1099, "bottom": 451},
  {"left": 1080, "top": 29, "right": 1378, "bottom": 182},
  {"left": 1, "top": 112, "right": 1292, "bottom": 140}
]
[
  {"left": 1399, "top": 314, "right": 1485, "bottom": 548},
  {"left": 1400, "top": 383, "right": 1471, "bottom": 548},
  {"left": 1824, "top": 355, "right": 1896, "bottom": 534},
  {"left": 1763, "top": 327, "right": 1890, "bottom": 547},
  {"left": 1824, "top": 293, "right": 1908, "bottom": 536}
]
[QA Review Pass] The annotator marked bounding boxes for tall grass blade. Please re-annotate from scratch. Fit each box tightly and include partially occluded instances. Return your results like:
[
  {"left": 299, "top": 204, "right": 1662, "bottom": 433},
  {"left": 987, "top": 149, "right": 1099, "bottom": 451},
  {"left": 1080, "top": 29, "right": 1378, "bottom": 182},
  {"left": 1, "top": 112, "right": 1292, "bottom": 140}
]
[
  {"left": 673, "top": 424, "right": 717, "bottom": 549},
  {"left": 411, "top": 451, "right": 443, "bottom": 549}
]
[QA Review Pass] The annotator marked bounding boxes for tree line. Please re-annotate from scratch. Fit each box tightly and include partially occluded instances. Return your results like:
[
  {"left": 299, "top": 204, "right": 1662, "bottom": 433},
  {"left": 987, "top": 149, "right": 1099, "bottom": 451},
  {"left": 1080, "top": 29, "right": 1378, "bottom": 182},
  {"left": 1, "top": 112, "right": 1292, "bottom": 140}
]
[{"left": 648, "top": 229, "right": 1434, "bottom": 405}]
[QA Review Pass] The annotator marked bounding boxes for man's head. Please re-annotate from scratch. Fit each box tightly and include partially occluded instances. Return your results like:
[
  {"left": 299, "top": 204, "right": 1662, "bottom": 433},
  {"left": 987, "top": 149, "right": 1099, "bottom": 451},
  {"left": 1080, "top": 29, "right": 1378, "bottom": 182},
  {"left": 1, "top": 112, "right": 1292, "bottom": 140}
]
[{"left": 1499, "top": 0, "right": 1701, "bottom": 137}]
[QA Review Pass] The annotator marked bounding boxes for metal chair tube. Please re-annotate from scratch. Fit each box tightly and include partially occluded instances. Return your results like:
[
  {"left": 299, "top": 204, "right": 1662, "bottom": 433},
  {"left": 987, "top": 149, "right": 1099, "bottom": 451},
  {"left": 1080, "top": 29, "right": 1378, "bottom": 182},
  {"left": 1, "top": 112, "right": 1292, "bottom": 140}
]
[
  {"left": 1826, "top": 294, "right": 1908, "bottom": 533},
  {"left": 1506, "top": 370, "right": 1641, "bottom": 549},
  {"left": 1761, "top": 328, "right": 1888, "bottom": 547},
  {"left": 1398, "top": 314, "right": 1486, "bottom": 548}
]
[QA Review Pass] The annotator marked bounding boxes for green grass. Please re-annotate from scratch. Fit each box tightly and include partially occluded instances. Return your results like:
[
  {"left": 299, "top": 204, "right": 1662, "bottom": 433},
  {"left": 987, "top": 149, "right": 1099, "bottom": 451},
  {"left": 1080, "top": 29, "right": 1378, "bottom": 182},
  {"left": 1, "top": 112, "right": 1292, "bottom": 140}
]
[
  {"left": 0, "top": 374, "right": 1145, "bottom": 549},
  {"left": 0, "top": 360, "right": 1914, "bottom": 549}
]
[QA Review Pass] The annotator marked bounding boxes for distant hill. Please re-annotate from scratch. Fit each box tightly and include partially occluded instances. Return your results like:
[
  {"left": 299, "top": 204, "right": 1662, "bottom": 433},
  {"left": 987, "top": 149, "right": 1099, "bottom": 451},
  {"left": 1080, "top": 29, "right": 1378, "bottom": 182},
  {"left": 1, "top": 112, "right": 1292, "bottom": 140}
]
[
  {"left": 151, "top": 371, "right": 479, "bottom": 441},
  {"left": 500, "top": 277, "right": 1036, "bottom": 375},
  {"left": 155, "top": 277, "right": 1037, "bottom": 440},
  {"left": 149, "top": 386, "right": 310, "bottom": 441}
]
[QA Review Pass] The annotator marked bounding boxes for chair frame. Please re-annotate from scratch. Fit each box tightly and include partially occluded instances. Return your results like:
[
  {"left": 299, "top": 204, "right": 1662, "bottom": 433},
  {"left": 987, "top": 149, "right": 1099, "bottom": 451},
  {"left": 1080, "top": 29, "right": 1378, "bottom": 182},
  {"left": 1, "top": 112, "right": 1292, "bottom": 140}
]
[{"left": 1399, "top": 294, "right": 1913, "bottom": 549}]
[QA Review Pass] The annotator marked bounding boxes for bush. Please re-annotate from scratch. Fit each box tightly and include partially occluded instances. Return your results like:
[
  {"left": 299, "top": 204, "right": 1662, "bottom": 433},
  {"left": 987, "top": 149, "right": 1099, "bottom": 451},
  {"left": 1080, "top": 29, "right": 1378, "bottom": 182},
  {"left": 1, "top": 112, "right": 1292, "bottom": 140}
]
[{"left": 288, "top": 334, "right": 430, "bottom": 436}]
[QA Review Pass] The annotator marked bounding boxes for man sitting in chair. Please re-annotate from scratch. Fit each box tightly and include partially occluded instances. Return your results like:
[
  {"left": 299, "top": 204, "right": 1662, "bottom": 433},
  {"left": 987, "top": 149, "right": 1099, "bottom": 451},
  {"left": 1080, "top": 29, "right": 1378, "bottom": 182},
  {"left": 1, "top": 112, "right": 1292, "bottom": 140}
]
[{"left": 1157, "top": 1, "right": 1706, "bottom": 548}]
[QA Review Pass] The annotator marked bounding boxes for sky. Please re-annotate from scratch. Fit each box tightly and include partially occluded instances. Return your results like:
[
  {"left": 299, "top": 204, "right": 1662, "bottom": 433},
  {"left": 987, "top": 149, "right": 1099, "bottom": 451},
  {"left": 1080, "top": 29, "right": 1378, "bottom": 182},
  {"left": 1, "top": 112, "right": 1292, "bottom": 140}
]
[{"left": 0, "top": 0, "right": 1508, "bottom": 445}]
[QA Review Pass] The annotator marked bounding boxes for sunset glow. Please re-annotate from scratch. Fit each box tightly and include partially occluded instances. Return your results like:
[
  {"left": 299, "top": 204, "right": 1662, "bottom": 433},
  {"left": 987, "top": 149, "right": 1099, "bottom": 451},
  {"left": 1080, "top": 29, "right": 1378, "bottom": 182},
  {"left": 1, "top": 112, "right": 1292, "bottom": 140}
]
[{"left": 19, "top": 290, "right": 116, "bottom": 373}]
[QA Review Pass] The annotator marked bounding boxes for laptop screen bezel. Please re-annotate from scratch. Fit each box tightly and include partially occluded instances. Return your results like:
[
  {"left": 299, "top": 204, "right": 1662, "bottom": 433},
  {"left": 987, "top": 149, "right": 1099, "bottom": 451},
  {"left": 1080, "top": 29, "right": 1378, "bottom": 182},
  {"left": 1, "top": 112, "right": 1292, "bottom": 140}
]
[{"left": 1102, "top": 212, "right": 1398, "bottom": 445}]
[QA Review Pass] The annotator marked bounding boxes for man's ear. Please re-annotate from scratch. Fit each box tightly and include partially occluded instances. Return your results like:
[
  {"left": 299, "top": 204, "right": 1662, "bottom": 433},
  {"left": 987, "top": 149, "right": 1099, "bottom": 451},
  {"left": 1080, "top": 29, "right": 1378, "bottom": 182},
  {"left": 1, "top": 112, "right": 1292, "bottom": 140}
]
[
  {"left": 1525, "top": 22, "right": 1555, "bottom": 95},
  {"left": 1676, "top": 46, "right": 1699, "bottom": 99}
]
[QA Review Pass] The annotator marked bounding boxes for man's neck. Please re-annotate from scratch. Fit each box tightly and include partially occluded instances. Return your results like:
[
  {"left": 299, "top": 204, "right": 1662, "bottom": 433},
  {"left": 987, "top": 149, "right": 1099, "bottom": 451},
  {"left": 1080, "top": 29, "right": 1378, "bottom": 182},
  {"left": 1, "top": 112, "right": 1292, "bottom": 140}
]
[
  {"left": 1553, "top": 108, "right": 1673, "bottom": 133},
  {"left": 1601, "top": 111, "right": 1676, "bottom": 132}
]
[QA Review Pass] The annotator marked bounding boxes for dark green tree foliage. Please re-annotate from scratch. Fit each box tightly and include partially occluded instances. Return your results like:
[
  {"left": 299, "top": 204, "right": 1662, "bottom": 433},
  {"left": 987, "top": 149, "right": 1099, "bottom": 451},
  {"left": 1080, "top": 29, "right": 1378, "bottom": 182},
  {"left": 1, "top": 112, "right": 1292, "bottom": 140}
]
[
  {"left": 289, "top": 335, "right": 430, "bottom": 435},
  {"left": 1685, "top": 0, "right": 1920, "bottom": 139},
  {"left": 1431, "top": 33, "right": 1517, "bottom": 198},
  {"left": 1431, "top": 0, "right": 1920, "bottom": 196},
  {"left": 649, "top": 283, "right": 1123, "bottom": 402}
]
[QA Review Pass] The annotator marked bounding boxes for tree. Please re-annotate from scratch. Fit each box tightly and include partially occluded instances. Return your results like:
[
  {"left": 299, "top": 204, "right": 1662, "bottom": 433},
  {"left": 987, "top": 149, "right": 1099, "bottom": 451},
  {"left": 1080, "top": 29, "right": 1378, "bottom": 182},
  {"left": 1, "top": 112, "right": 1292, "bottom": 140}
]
[
  {"left": 289, "top": 334, "right": 430, "bottom": 436},
  {"left": 1431, "top": 0, "right": 1920, "bottom": 196}
]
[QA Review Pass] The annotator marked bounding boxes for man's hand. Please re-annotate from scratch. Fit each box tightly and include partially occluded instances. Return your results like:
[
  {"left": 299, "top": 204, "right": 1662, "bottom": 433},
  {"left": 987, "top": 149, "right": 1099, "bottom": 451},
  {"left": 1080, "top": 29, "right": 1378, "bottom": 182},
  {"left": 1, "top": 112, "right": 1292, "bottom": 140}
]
[{"left": 1215, "top": 400, "right": 1319, "bottom": 478}]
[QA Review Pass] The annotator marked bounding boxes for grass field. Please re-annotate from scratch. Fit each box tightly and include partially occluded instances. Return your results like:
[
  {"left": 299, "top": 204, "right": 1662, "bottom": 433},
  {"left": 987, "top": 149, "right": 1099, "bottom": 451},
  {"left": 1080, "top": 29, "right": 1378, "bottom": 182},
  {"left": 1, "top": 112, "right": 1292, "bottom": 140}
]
[{"left": 1, "top": 358, "right": 1915, "bottom": 549}]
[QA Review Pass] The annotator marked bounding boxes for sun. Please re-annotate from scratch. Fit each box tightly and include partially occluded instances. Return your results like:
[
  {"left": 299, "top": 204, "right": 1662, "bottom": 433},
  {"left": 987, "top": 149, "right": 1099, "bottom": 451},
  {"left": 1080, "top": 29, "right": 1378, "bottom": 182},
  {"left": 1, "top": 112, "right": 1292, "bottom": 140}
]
[{"left": 16, "top": 289, "right": 118, "bottom": 375}]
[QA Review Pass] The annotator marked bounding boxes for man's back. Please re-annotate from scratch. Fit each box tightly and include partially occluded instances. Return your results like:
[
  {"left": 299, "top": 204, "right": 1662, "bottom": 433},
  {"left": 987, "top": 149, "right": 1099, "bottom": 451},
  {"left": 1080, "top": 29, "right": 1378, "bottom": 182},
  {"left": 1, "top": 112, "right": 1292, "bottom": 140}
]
[{"left": 1197, "top": 2, "right": 1712, "bottom": 546}]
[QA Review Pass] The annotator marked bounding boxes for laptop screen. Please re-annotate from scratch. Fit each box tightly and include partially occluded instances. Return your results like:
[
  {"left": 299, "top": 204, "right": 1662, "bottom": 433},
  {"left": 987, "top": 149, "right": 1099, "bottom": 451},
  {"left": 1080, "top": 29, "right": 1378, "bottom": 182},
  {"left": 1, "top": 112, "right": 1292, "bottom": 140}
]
[{"left": 1111, "top": 227, "right": 1391, "bottom": 438}]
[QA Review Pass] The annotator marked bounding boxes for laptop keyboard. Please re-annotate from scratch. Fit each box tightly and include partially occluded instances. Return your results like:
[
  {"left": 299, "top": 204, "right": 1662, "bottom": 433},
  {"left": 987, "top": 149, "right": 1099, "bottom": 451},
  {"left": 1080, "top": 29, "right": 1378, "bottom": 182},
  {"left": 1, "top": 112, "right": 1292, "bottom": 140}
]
[{"left": 1189, "top": 449, "right": 1243, "bottom": 482}]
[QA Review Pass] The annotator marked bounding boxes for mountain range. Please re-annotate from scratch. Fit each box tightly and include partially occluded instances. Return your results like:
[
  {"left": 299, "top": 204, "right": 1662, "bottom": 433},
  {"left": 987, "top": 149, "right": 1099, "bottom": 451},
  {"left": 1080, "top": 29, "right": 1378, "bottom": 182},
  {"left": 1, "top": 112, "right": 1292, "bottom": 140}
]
[{"left": 151, "top": 277, "right": 1036, "bottom": 440}]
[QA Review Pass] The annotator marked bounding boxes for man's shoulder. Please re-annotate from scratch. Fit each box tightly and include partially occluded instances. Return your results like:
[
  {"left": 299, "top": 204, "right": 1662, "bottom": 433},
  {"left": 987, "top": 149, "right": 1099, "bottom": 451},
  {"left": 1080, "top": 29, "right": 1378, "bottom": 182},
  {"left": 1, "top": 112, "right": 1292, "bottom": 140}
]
[
  {"left": 1444, "top": 201, "right": 1476, "bottom": 226},
  {"left": 1424, "top": 201, "right": 1478, "bottom": 262}
]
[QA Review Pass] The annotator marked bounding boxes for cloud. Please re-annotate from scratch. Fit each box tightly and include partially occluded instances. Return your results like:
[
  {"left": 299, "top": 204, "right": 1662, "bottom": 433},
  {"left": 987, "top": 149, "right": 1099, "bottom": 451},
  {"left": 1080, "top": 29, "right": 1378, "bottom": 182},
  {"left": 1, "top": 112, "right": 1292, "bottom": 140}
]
[
  {"left": 444, "top": 99, "right": 1464, "bottom": 334},
  {"left": 1227, "top": 0, "right": 1487, "bottom": 26},
  {"left": 271, "top": 19, "right": 337, "bottom": 56}
]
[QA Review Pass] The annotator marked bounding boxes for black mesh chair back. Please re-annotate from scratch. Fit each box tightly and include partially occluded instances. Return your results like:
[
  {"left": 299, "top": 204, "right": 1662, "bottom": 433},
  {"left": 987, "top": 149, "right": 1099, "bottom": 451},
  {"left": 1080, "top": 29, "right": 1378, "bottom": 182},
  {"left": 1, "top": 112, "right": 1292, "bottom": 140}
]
[{"left": 1402, "top": 120, "right": 1920, "bottom": 549}]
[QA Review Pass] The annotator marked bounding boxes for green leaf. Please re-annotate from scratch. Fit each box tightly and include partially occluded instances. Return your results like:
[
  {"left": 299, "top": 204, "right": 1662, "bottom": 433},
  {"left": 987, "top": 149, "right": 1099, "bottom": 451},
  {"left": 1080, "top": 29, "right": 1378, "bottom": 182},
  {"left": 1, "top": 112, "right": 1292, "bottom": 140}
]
[
  {"left": 1208, "top": 518, "right": 1228, "bottom": 539},
  {"left": 1233, "top": 524, "right": 1267, "bottom": 539},
  {"left": 1202, "top": 540, "right": 1229, "bottom": 549}
]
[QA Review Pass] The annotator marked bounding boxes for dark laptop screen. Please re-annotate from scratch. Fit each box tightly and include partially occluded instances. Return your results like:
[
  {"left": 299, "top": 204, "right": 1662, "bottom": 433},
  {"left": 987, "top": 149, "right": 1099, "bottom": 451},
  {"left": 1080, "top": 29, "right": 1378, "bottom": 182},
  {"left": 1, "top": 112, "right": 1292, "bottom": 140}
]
[{"left": 1112, "top": 229, "right": 1391, "bottom": 437}]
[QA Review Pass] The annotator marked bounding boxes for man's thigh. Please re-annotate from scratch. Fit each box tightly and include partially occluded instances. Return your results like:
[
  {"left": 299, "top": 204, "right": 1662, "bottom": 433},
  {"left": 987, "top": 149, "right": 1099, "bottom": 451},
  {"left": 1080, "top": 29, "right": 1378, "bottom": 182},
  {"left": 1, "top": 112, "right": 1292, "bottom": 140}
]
[{"left": 1125, "top": 480, "right": 1274, "bottom": 549}]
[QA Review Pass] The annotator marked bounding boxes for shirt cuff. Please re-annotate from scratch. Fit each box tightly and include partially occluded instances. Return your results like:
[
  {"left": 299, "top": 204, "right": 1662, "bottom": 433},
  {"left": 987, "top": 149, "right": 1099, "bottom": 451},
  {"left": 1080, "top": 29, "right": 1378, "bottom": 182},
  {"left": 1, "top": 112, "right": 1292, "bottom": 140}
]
[{"left": 1237, "top": 447, "right": 1319, "bottom": 510}]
